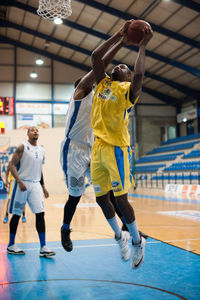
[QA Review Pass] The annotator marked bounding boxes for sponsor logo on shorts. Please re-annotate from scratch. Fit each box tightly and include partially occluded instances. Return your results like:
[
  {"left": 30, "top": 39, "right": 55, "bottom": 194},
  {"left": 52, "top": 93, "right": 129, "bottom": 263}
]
[
  {"left": 14, "top": 201, "right": 25, "bottom": 209},
  {"left": 70, "top": 176, "right": 84, "bottom": 187},
  {"left": 93, "top": 184, "right": 101, "bottom": 193},
  {"left": 111, "top": 181, "right": 120, "bottom": 188},
  {"left": 113, "top": 188, "right": 122, "bottom": 193}
]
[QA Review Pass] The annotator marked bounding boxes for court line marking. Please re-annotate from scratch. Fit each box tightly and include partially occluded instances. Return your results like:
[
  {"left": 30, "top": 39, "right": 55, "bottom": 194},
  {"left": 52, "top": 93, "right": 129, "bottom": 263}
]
[
  {"left": 1, "top": 238, "right": 200, "bottom": 252},
  {"left": 0, "top": 278, "right": 187, "bottom": 299}
]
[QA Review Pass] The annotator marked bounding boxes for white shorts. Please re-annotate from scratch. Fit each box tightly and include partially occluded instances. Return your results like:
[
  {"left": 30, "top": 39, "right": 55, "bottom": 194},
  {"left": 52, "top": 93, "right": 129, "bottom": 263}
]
[
  {"left": 8, "top": 180, "right": 44, "bottom": 216},
  {"left": 60, "top": 140, "right": 91, "bottom": 197}
]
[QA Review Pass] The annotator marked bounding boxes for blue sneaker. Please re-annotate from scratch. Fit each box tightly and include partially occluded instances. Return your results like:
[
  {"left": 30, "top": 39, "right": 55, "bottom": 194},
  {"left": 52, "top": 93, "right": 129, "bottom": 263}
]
[
  {"left": 3, "top": 216, "right": 8, "bottom": 224},
  {"left": 22, "top": 216, "right": 27, "bottom": 223}
]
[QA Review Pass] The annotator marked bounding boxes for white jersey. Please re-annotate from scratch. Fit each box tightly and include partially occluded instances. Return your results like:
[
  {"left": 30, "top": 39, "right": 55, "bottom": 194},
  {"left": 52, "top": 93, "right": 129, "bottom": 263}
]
[
  {"left": 64, "top": 90, "right": 94, "bottom": 146},
  {"left": 18, "top": 141, "right": 44, "bottom": 182}
]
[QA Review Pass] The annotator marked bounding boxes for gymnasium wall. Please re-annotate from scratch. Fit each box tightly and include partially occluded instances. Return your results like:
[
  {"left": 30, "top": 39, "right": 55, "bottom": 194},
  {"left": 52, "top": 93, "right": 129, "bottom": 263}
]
[
  {"left": 4, "top": 128, "right": 67, "bottom": 195},
  {"left": 0, "top": 43, "right": 180, "bottom": 160},
  {"left": 0, "top": 44, "right": 85, "bottom": 130},
  {"left": 136, "top": 104, "right": 177, "bottom": 156}
]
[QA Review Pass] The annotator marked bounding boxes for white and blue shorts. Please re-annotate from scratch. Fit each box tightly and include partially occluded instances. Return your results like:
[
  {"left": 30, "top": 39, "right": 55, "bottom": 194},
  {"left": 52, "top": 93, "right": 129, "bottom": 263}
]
[
  {"left": 60, "top": 140, "right": 91, "bottom": 197},
  {"left": 8, "top": 180, "right": 44, "bottom": 216}
]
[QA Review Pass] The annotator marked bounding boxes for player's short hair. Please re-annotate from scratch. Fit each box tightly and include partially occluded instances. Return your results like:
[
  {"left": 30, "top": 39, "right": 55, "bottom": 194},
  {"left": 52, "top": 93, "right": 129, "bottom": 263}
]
[{"left": 27, "top": 126, "right": 37, "bottom": 133}]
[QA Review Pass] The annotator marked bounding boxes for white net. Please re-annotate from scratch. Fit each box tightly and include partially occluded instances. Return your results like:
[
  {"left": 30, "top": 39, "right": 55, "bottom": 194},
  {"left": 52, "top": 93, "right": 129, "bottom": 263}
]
[{"left": 37, "top": 0, "right": 72, "bottom": 20}]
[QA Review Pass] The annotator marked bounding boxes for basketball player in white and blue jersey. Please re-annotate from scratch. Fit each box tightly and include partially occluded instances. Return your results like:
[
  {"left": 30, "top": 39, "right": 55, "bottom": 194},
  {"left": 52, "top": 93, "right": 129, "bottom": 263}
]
[
  {"left": 7, "top": 127, "right": 56, "bottom": 257},
  {"left": 59, "top": 35, "right": 131, "bottom": 252}
]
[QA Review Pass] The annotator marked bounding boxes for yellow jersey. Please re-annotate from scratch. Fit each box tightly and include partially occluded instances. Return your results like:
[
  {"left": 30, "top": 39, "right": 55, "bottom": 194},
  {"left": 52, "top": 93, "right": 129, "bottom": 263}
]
[{"left": 91, "top": 76, "right": 138, "bottom": 147}]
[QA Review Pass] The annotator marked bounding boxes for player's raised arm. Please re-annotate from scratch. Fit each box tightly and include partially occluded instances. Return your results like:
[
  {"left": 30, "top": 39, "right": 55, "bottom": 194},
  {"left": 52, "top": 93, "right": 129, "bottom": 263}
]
[
  {"left": 130, "top": 27, "right": 153, "bottom": 104},
  {"left": 91, "top": 21, "right": 131, "bottom": 84},
  {"left": 74, "top": 21, "right": 132, "bottom": 100}
]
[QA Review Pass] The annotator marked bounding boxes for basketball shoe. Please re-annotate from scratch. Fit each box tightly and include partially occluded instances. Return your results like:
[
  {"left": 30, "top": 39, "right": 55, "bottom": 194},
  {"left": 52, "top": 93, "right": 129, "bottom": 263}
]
[
  {"left": 132, "top": 236, "right": 146, "bottom": 269},
  {"left": 40, "top": 246, "right": 56, "bottom": 257},
  {"left": 7, "top": 244, "right": 25, "bottom": 255},
  {"left": 121, "top": 223, "right": 148, "bottom": 241},
  {"left": 61, "top": 227, "right": 73, "bottom": 252},
  {"left": 22, "top": 216, "right": 27, "bottom": 223},
  {"left": 116, "top": 231, "right": 131, "bottom": 261},
  {"left": 3, "top": 216, "right": 8, "bottom": 224}
]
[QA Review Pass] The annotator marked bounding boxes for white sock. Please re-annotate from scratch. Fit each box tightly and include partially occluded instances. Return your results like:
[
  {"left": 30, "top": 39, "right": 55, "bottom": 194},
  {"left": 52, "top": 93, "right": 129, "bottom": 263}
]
[
  {"left": 126, "top": 220, "right": 140, "bottom": 244},
  {"left": 107, "top": 216, "right": 121, "bottom": 239}
]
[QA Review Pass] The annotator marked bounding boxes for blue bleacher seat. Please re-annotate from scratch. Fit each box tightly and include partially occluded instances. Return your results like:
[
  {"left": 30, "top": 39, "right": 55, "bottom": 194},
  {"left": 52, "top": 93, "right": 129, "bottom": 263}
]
[
  {"left": 183, "top": 150, "right": 200, "bottom": 159},
  {"left": 135, "top": 164, "right": 166, "bottom": 173},
  {"left": 147, "top": 141, "right": 199, "bottom": 155},
  {"left": 136, "top": 152, "right": 184, "bottom": 164},
  {"left": 164, "top": 161, "right": 200, "bottom": 172},
  {"left": 160, "top": 133, "right": 200, "bottom": 146}
]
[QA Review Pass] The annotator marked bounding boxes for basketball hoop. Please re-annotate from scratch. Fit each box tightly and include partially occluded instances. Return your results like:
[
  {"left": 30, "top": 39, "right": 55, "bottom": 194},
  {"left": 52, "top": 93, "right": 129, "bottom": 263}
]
[{"left": 37, "top": 0, "right": 72, "bottom": 21}]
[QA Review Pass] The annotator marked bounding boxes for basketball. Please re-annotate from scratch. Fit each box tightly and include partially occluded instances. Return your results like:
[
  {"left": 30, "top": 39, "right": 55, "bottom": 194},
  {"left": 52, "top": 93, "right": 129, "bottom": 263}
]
[{"left": 127, "top": 20, "right": 151, "bottom": 45}]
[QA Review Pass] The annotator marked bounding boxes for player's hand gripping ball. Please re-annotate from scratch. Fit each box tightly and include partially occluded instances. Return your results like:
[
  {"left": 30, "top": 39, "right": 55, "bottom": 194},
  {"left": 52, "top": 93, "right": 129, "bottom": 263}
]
[{"left": 127, "top": 20, "right": 151, "bottom": 45}]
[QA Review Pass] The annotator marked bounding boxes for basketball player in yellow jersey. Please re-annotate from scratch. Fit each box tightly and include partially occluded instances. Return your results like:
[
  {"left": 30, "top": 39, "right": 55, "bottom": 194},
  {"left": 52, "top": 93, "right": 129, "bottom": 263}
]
[
  {"left": 3, "top": 165, "right": 27, "bottom": 224},
  {"left": 91, "top": 20, "right": 153, "bottom": 269}
]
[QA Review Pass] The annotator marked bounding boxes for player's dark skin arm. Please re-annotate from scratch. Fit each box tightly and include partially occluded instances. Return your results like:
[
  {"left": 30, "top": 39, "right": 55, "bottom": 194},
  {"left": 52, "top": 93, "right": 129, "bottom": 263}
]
[
  {"left": 8, "top": 145, "right": 27, "bottom": 191},
  {"left": 130, "top": 28, "right": 153, "bottom": 103},
  {"left": 40, "top": 172, "right": 49, "bottom": 198},
  {"left": 5, "top": 165, "right": 10, "bottom": 189},
  {"left": 91, "top": 21, "right": 132, "bottom": 85},
  {"left": 74, "top": 35, "right": 129, "bottom": 100}
]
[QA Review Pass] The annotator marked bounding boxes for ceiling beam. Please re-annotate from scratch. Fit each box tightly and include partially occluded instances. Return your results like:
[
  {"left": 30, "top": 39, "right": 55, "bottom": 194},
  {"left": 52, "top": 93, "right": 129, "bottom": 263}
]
[
  {"left": 171, "top": 0, "right": 200, "bottom": 11},
  {"left": 76, "top": 0, "right": 200, "bottom": 50},
  {"left": 142, "top": 87, "right": 178, "bottom": 106},
  {"left": 0, "top": 19, "right": 198, "bottom": 99},
  {"left": 0, "top": 35, "right": 89, "bottom": 72},
  {"left": 0, "top": 35, "right": 179, "bottom": 106},
  {"left": 1, "top": 0, "right": 200, "bottom": 78}
]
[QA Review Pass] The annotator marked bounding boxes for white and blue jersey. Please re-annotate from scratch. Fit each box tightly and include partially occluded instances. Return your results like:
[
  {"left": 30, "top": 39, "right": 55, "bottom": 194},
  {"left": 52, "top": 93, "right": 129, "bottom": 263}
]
[
  {"left": 60, "top": 90, "right": 94, "bottom": 197},
  {"left": 9, "top": 141, "right": 45, "bottom": 216},
  {"left": 18, "top": 141, "right": 44, "bottom": 182}
]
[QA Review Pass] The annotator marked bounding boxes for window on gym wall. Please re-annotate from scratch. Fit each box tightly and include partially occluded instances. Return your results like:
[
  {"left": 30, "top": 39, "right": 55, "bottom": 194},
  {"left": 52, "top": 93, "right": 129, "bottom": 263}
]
[{"left": 168, "top": 126, "right": 176, "bottom": 140}]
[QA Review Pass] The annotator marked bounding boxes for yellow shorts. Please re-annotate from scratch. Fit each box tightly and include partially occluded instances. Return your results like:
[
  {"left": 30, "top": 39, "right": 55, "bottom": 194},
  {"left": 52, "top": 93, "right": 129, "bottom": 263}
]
[{"left": 91, "top": 138, "right": 134, "bottom": 197}]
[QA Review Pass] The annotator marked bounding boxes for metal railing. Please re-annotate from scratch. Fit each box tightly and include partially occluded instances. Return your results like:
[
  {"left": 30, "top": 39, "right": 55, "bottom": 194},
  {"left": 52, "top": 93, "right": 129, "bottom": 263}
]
[{"left": 135, "top": 171, "right": 200, "bottom": 189}]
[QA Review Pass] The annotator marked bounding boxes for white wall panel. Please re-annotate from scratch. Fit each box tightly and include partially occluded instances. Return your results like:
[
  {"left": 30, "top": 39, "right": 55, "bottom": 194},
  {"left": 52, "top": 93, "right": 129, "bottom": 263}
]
[
  {"left": 16, "top": 83, "right": 51, "bottom": 100},
  {"left": 54, "top": 84, "right": 74, "bottom": 101}
]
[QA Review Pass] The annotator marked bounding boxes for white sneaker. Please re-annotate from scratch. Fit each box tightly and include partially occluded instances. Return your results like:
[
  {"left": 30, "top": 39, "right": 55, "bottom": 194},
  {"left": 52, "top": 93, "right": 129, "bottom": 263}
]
[
  {"left": 116, "top": 231, "right": 131, "bottom": 261},
  {"left": 132, "top": 236, "right": 146, "bottom": 269},
  {"left": 7, "top": 244, "right": 25, "bottom": 255},
  {"left": 40, "top": 245, "right": 56, "bottom": 257}
]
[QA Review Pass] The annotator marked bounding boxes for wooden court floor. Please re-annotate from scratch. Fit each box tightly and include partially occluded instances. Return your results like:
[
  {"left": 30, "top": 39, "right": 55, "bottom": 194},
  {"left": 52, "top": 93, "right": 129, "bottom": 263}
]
[
  {"left": 0, "top": 186, "right": 200, "bottom": 300},
  {"left": 0, "top": 186, "right": 200, "bottom": 255}
]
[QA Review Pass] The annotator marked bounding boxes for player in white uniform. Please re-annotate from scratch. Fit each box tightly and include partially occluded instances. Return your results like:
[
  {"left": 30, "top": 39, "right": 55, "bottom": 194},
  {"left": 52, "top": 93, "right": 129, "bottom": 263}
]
[
  {"left": 7, "top": 127, "right": 56, "bottom": 257},
  {"left": 60, "top": 35, "right": 131, "bottom": 252}
]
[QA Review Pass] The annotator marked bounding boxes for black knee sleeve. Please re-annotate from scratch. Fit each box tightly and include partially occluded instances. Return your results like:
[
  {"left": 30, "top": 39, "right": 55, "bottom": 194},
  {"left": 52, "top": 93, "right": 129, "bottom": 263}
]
[
  {"left": 109, "top": 190, "right": 123, "bottom": 219},
  {"left": 63, "top": 195, "right": 81, "bottom": 224},
  {"left": 10, "top": 214, "right": 20, "bottom": 234},
  {"left": 36, "top": 212, "right": 45, "bottom": 233}
]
